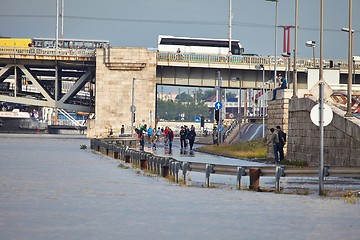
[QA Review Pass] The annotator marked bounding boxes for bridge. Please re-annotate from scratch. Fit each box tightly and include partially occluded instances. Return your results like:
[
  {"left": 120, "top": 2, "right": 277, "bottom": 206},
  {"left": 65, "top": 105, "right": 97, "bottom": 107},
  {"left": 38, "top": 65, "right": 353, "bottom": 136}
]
[
  {"left": 1, "top": 47, "right": 360, "bottom": 168},
  {"left": 0, "top": 47, "right": 96, "bottom": 112},
  {"left": 0, "top": 47, "right": 359, "bottom": 132}
]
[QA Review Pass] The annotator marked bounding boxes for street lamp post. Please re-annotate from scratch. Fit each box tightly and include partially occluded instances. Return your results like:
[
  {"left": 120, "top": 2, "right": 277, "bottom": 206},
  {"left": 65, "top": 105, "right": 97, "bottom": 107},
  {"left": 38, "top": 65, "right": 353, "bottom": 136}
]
[
  {"left": 231, "top": 77, "right": 242, "bottom": 132},
  {"left": 293, "top": 0, "right": 298, "bottom": 98},
  {"left": 342, "top": 10, "right": 354, "bottom": 118},
  {"left": 266, "top": 0, "right": 278, "bottom": 82},
  {"left": 255, "top": 64, "right": 265, "bottom": 138},
  {"left": 305, "top": 41, "right": 316, "bottom": 67},
  {"left": 131, "top": 78, "right": 136, "bottom": 135}
]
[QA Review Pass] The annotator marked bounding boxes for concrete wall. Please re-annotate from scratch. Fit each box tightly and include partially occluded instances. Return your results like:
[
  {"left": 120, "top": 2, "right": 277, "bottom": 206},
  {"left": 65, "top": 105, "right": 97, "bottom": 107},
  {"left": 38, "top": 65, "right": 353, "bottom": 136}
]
[
  {"left": 267, "top": 87, "right": 360, "bottom": 166},
  {"left": 287, "top": 97, "right": 360, "bottom": 166},
  {"left": 87, "top": 47, "right": 157, "bottom": 138}
]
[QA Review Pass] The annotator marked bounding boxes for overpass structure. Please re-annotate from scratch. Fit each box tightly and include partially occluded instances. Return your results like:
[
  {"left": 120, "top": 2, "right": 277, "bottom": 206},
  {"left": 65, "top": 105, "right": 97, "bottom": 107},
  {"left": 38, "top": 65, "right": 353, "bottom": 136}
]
[{"left": 0, "top": 47, "right": 96, "bottom": 113}]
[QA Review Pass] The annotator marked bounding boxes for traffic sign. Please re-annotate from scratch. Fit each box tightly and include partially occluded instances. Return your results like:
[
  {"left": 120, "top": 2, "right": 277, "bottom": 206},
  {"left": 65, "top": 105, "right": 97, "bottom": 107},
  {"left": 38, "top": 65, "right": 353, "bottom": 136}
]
[
  {"left": 310, "top": 103, "right": 333, "bottom": 126},
  {"left": 194, "top": 116, "right": 201, "bottom": 122},
  {"left": 130, "top": 105, "right": 136, "bottom": 112},
  {"left": 214, "top": 101, "right": 222, "bottom": 110}
]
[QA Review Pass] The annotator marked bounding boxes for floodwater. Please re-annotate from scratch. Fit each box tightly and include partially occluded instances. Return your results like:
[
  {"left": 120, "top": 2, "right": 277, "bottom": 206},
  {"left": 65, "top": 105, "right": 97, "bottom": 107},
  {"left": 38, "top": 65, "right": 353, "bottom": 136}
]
[{"left": 0, "top": 134, "right": 359, "bottom": 240}]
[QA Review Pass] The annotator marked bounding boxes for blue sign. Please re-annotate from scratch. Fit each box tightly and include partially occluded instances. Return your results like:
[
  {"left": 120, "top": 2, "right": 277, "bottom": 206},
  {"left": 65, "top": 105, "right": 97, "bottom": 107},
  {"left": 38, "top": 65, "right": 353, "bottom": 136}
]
[
  {"left": 194, "top": 116, "right": 201, "bottom": 122},
  {"left": 214, "top": 101, "right": 222, "bottom": 110}
]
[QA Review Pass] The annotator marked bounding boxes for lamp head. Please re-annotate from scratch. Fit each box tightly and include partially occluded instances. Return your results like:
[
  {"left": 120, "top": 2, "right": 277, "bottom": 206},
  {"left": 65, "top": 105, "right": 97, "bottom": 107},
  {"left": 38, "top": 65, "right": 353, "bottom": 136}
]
[{"left": 305, "top": 40, "right": 316, "bottom": 47}]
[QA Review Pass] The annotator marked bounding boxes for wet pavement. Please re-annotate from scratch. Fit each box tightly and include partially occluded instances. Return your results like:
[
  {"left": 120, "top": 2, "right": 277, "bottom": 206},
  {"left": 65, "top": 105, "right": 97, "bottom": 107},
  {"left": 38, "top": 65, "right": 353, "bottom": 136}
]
[{"left": 0, "top": 134, "right": 359, "bottom": 240}]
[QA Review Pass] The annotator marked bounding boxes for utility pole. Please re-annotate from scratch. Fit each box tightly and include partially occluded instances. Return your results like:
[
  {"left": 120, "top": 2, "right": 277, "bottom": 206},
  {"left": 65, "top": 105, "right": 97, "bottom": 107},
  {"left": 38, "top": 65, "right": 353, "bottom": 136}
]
[{"left": 228, "top": 0, "right": 232, "bottom": 53}]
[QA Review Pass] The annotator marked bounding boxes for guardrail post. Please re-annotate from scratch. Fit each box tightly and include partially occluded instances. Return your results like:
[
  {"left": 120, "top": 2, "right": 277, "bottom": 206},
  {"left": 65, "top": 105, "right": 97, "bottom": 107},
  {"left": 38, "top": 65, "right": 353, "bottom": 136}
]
[
  {"left": 174, "top": 162, "right": 180, "bottom": 183},
  {"left": 275, "top": 166, "right": 284, "bottom": 193},
  {"left": 249, "top": 168, "right": 260, "bottom": 191},
  {"left": 182, "top": 162, "right": 189, "bottom": 185},
  {"left": 205, "top": 164, "right": 214, "bottom": 188},
  {"left": 236, "top": 167, "right": 246, "bottom": 190}
]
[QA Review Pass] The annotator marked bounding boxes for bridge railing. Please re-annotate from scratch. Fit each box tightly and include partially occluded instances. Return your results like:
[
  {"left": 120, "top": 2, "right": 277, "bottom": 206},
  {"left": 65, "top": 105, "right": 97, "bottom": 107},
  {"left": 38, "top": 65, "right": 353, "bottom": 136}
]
[
  {"left": 157, "top": 52, "right": 359, "bottom": 71},
  {"left": 0, "top": 47, "right": 96, "bottom": 58}
]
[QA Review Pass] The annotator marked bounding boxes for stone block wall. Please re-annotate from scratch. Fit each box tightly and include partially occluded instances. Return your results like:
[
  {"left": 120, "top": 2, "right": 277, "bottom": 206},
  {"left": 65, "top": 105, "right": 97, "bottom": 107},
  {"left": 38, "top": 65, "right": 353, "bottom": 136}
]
[
  {"left": 87, "top": 47, "right": 157, "bottom": 138},
  {"left": 266, "top": 90, "right": 290, "bottom": 158},
  {"left": 287, "top": 97, "right": 360, "bottom": 166}
]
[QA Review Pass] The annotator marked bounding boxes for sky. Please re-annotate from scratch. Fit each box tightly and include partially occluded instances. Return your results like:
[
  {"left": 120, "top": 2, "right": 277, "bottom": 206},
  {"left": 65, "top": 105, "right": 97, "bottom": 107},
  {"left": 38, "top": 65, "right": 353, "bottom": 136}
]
[{"left": 1, "top": 0, "right": 359, "bottom": 60}]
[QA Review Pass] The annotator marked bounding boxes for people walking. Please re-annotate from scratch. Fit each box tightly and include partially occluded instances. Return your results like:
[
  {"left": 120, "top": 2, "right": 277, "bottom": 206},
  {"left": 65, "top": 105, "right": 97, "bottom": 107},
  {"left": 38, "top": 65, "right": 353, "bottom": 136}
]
[
  {"left": 138, "top": 124, "right": 147, "bottom": 151},
  {"left": 167, "top": 128, "right": 174, "bottom": 151},
  {"left": 163, "top": 126, "right": 169, "bottom": 146},
  {"left": 276, "top": 126, "right": 286, "bottom": 161},
  {"left": 212, "top": 127, "right": 219, "bottom": 146},
  {"left": 187, "top": 125, "right": 197, "bottom": 151},
  {"left": 267, "top": 128, "right": 279, "bottom": 162},
  {"left": 156, "top": 127, "right": 162, "bottom": 142},
  {"left": 147, "top": 126, "right": 153, "bottom": 143},
  {"left": 179, "top": 126, "right": 187, "bottom": 149}
]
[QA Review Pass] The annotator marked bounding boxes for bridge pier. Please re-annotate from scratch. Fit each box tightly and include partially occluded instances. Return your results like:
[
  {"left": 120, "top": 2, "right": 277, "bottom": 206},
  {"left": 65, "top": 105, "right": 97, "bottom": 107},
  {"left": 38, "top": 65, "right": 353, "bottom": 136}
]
[{"left": 87, "top": 48, "right": 157, "bottom": 138}]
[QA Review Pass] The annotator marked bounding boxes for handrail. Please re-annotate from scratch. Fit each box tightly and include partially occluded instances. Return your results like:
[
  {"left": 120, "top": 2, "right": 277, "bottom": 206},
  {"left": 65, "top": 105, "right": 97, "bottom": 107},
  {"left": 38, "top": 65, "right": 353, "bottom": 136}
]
[
  {"left": 157, "top": 52, "right": 360, "bottom": 71},
  {"left": 0, "top": 47, "right": 96, "bottom": 58}
]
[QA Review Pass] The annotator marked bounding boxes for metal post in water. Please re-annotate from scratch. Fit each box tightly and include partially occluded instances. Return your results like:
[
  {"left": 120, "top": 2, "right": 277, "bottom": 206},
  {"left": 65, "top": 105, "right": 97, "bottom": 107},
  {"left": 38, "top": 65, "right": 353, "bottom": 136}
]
[
  {"left": 217, "top": 71, "right": 222, "bottom": 143},
  {"left": 319, "top": 82, "right": 325, "bottom": 195}
]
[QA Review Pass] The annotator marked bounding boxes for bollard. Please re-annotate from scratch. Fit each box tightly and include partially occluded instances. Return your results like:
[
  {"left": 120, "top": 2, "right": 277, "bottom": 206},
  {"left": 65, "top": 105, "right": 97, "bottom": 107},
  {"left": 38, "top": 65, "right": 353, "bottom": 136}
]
[
  {"left": 125, "top": 155, "right": 130, "bottom": 163},
  {"left": 249, "top": 168, "right": 260, "bottom": 191},
  {"left": 161, "top": 165, "right": 169, "bottom": 178},
  {"left": 140, "top": 159, "right": 147, "bottom": 170}
]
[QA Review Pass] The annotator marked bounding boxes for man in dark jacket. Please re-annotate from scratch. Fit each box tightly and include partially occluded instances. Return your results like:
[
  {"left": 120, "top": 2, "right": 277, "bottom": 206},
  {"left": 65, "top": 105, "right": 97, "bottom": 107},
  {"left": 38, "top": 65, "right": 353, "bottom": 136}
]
[
  {"left": 179, "top": 126, "right": 187, "bottom": 149},
  {"left": 187, "top": 125, "right": 197, "bottom": 151},
  {"left": 276, "top": 125, "right": 286, "bottom": 161}
]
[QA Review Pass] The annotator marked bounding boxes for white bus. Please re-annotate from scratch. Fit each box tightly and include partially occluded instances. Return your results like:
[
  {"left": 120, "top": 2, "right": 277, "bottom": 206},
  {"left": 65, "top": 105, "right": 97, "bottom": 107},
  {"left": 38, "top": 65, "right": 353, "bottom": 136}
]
[{"left": 157, "top": 35, "right": 244, "bottom": 55}]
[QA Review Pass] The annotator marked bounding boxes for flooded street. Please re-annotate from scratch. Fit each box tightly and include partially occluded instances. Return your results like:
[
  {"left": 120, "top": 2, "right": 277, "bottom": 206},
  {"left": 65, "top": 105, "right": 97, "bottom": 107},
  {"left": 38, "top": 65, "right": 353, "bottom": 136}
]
[{"left": 0, "top": 134, "right": 359, "bottom": 240}]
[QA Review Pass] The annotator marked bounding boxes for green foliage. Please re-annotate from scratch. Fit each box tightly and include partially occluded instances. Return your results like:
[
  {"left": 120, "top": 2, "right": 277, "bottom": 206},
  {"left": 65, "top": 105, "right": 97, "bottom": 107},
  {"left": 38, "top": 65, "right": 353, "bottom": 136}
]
[
  {"left": 157, "top": 99, "right": 210, "bottom": 121},
  {"left": 198, "top": 139, "right": 267, "bottom": 159},
  {"left": 80, "top": 145, "right": 87, "bottom": 149}
]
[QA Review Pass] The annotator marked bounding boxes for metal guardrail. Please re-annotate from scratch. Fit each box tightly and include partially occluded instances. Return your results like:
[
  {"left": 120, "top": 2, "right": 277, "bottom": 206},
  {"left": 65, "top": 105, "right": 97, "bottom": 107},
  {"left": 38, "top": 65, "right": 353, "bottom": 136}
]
[
  {"left": 91, "top": 139, "right": 360, "bottom": 193},
  {"left": 0, "top": 47, "right": 96, "bottom": 58},
  {"left": 157, "top": 52, "right": 360, "bottom": 71}
]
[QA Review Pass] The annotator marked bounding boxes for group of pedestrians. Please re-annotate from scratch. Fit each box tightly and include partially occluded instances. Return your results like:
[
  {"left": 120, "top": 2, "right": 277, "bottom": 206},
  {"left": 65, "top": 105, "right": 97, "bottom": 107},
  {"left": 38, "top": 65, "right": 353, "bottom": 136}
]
[
  {"left": 268, "top": 126, "right": 287, "bottom": 163},
  {"left": 179, "top": 125, "right": 197, "bottom": 151},
  {"left": 134, "top": 124, "right": 196, "bottom": 153}
]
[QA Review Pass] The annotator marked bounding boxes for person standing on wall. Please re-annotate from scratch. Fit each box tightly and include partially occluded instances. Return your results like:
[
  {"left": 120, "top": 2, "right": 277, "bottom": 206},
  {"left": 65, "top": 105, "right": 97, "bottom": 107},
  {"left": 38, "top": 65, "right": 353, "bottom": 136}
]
[
  {"left": 276, "top": 126, "right": 286, "bottom": 162},
  {"left": 271, "top": 73, "right": 287, "bottom": 100},
  {"left": 267, "top": 127, "right": 279, "bottom": 162}
]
